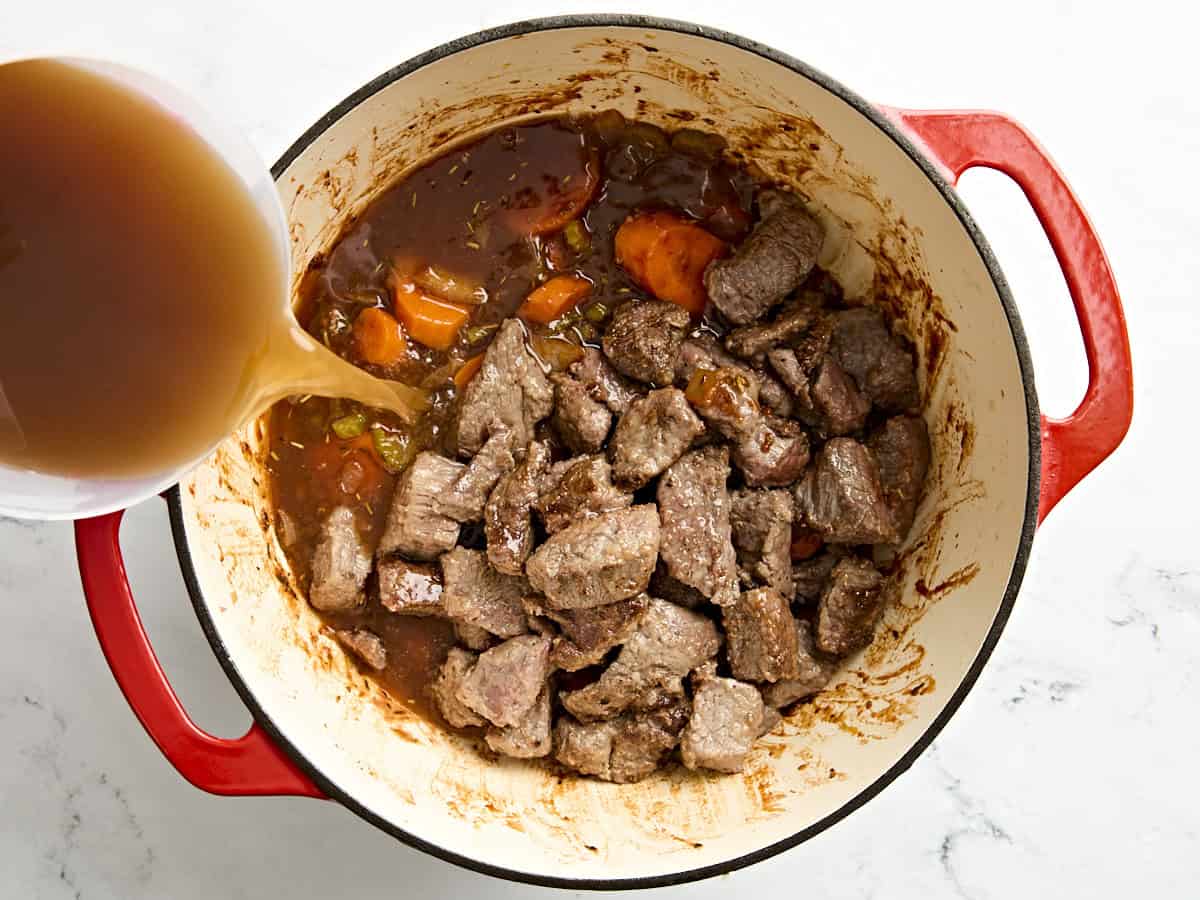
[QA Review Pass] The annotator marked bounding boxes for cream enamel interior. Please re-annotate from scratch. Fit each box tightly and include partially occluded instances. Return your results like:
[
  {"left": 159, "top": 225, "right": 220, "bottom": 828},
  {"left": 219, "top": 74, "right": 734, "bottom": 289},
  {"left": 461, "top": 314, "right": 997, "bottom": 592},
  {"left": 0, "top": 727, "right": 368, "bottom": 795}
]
[{"left": 174, "top": 24, "right": 1032, "bottom": 883}]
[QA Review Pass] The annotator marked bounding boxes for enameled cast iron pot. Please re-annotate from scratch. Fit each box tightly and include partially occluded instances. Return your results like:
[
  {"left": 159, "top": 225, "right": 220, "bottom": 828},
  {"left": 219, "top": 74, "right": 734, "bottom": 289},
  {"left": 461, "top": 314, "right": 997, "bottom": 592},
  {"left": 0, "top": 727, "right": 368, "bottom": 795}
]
[{"left": 74, "top": 16, "right": 1133, "bottom": 889}]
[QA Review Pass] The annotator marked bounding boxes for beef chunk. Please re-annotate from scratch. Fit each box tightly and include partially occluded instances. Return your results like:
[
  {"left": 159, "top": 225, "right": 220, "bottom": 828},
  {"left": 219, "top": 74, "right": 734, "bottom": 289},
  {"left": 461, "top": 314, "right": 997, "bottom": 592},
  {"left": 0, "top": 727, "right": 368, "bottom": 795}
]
[
  {"left": 730, "top": 489, "right": 794, "bottom": 597},
  {"left": 766, "top": 313, "right": 837, "bottom": 421},
  {"left": 761, "top": 620, "right": 839, "bottom": 707},
  {"left": 680, "top": 674, "right": 765, "bottom": 773},
  {"left": 724, "top": 300, "right": 818, "bottom": 360},
  {"left": 704, "top": 189, "right": 824, "bottom": 325},
  {"left": 795, "top": 438, "right": 899, "bottom": 544},
  {"left": 378, "top": 452, "right": 462, "bottom": 561},
  {"left": 377, "top": 556, "right": 444, "bottom": 616},
  {"left": 792, "top": 550, "right": 843, "bottom": 603},
  {"left": 484, "top": 441, "right": 550, "bottom": 575},
  {"left": 829, "top": 307, "right": 919, "bottom": 412},
  {"left": 868, "top": 415, "right": 931, "bottom": 537},
  {"left": 561, "top": 597, "right": 720, "bottom": 721},
  {"left": 526, "top": 505, "right": 660, "bottom": 609},
  {"left": 815, "top": 557, "right": 886, "bottom": 656},
  {"left": 723, "top": 587, "right": 801, "bottom": 682},
  {"left": 676, "top": 333, "right": 794, "bottom": 418},
  {"left": 555, "top": 700, "right": 691, "bottom": 783},
  {"left": 547, "top": 593, "right": 649, "bottom": 671},
  {"left": 569, "top": 347, "right": 640, "bottom": 415},
  {"left": 732, "top": 414, "right": 810, "bottom": 488},
  {"left": 486, "top": 684, "right": 552, "bottom": 758},
  {"left": 440, "top": 547, "right": 530, "bottom": 638},
  {"left": 534, "top": 455, "right": 632, "bottom": 535},
  {"left": 455, "top": 621, "right": 495, "bottom": 651},
  {"left": 431, "top": 648, "right": 486, "bottom": 728},
  {"left": 550, "top": 373, "right": 612, "bottom": 454},
  {"left": 440, "top": 429, "right": 516, "bottom": 523},
  {"left": 602, "top": 299, "right": 690, "bottom": 386},
  {"left": 456, "top": 318, "right": 554, "bottom": 456},
  {"left": 683, "top": 366, "right": 760, "bottom": 440},
  {"left": 456, "top": 634, "right": 552, "bottom": 727},
  {"left": 310, "top": 507, "right": 372, "bottom": 612},
  {"left": 810, "top": 357, "right": 871, "bottom": 436},
  {"left": 609, "top": 388, "right": 703, "bottom": 489},
  {"left": 657, "top": 446, "right": 739, "bottom": 606},
  {"left": 333, "top": 628, "right": 387, "bottom": 671},
  {"left": 649, "top": 561, "right": 707, "bottom": 609}
]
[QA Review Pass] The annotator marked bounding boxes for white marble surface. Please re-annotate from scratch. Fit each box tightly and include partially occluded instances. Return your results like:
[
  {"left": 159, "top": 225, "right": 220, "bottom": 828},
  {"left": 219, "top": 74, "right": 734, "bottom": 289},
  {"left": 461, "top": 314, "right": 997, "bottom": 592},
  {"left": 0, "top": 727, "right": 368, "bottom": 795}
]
[{"left": 1, "top": 1, "right": 1195, "bottom": 896}]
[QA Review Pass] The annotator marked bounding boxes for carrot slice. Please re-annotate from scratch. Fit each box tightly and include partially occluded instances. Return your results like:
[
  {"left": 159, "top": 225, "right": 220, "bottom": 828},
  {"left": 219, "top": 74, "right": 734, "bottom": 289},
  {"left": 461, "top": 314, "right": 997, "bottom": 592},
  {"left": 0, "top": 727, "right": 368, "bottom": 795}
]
[
  {"left": 517, "top": 274, "right": 593, "bottom": 324},
  {"left": 614, "top": 210, "right": 726, "bottom": 317},
  {"left": 353, "top": 307, "right": 407, "bottom": 366},
  {"left": 453, "top": 353, "right": 484, "bottom": 390},
  {"left": 391, "top": 281, "right": 470, "bottom": 351},
  {"left": 506, "top": 150, "right": 601, "bottom": 236},
  {"left": 643, "top": 224, "right": 727, "bottom": 317}
]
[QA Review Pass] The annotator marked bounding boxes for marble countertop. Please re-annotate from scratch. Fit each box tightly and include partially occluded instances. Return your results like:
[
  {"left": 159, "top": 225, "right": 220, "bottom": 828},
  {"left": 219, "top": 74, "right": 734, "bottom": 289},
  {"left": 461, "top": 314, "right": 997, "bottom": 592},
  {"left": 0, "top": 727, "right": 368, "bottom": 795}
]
[{"left": 1, "top": 1, "right": 1194, "bottom": 896}]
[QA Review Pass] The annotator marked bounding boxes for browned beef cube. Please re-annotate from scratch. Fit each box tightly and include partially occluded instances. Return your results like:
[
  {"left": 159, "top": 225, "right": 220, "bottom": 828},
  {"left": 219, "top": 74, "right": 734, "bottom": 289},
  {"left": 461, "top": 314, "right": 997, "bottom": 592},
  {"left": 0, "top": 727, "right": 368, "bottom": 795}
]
[
  {"left": 526, "top": 505, "right": 660, "bottom": 610},
  {"left": 649, "top": 560, "right": 707, "bottom": 609},
  {"left": 761, "top": 620, "right": 839, "bottom": 707},
  {"left": 602, "top": 299, "right": 690, "bottom": 386},
  {"left": 680, "top": 674, "right": 765, "bottom": 773},
  {"left": 795, "top": 438, "right": 899, "bottom": 544},
  {"left": 431, "top": 648, "right": 486, "bottom": 728},
  {"left": 551, "top": 373, "right": 612, "bottom": 454},
  {"left": 484, "top": 441, "right": 550, "bottom": 576},
  {"left": 547, "top": 593, "right": 649, "bottom": 671},
  {"left": 867, "top": 415, "right": 931, "bottom": 538},
  {"left": 732, "top": 414, "right": 810, "bottom": 488},
  {"left": 440, "top": 547, "right": 530, "bottom": 638},
  {"left": 792, "top": 550, "right": 844, "bottom": 603},
  {"left": 534, "top": 455, "right": 632, "bottom": 535},
  {"left": 816, "top": 557, "right": 886, "bottom": 656},
  {"left": 378, "top": 453, "right": 462, "bottom": 561},
  {"left": 456, "top": 634, "right": 552, "bottom": 727},
  {"left": 569, "top": 346, "right": 640, "bottom": 415},
  {"left": 810, "top": 357, "right": 871, "bottom": 436},
  {"left": 486, "top": 684, "right": 552, "bottom": 758},
  {"left": 730, "top": 489, "right": 794, "bottom": 598},
  {"left": 455, "top": 318, "right": 554, "bottom": 456},
  {"left": 609, "top": 388, "right": 703, "bottom": 489},
  {"left": 704, "top": 189, "right": 824, "bottom": 325},
  {"left": 723, "top": 587, "right": 801, "bottom": 682},
  {"left": 376, "top": 556, "right": 443, "bottom": 616},
  {"left": 724, "top": 300, "right": 818, "bottom": 360},
  {"left": 657, "top": 446, "right": 739, "bottom": 606},
  {"left": 333, "top": 628, "right": 387, "bottom": 671},
  {"left": 684, "top": 366, "right": 760, "bottom": 440},
  {"left": 675, "top": 333, "right": 794, "bottom": 418},
  {"left": 440, "top": 429, "right": 517, "bottom": 523},
  {"left": 554, "top": 698, "right": 690, "bottom": 783},
  {"left": 455, "top": 621, "right": 495, "bottom": 651},
  {"left": 829, "top": 307, "right": 919, "bottom": 412},
  {"left": 310, "top": 506, "right": 372, "bottom": 612},
  {"left": 561, "top": 597, "right": 720, "bottom": 721}
]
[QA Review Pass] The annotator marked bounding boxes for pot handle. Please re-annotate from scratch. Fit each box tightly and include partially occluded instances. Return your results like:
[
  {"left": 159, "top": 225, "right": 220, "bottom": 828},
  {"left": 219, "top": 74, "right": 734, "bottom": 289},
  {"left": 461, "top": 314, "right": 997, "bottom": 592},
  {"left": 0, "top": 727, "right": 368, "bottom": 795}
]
[
  {"left": 74, "top": 510, "right": 324, "bottom": 798},
  {"left": 880, "top": 108, "right": 1133, "bottom": 524}
]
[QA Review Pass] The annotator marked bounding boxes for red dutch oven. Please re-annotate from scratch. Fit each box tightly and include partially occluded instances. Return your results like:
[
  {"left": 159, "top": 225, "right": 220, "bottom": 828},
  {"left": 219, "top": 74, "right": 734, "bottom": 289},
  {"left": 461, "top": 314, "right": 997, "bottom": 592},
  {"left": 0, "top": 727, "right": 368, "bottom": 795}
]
[{"left": 75, "top": 16, "right": 1131, "bottom": 890}]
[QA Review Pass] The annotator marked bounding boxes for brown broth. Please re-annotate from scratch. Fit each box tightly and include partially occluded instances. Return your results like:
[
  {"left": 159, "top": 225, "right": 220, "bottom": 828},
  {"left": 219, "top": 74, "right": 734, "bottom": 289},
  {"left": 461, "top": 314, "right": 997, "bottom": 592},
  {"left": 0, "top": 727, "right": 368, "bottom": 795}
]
[{"left": 0, "top": 59, "right": 418, "bottom": 480}]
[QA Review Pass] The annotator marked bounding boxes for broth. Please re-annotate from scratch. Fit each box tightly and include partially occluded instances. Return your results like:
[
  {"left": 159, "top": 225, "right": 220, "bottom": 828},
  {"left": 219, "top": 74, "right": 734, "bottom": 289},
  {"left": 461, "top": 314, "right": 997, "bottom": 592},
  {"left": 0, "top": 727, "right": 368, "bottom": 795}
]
[{"left": 0, "top": 59, "right": 419, "bottom": 480}]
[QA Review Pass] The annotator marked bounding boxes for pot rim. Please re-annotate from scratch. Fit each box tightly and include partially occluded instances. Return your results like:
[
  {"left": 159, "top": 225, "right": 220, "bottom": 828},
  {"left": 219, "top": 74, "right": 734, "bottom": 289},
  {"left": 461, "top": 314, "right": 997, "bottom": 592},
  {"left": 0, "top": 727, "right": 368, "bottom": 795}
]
[{"left": 167, "top": 13, "right": 1041, "bottom": 890}]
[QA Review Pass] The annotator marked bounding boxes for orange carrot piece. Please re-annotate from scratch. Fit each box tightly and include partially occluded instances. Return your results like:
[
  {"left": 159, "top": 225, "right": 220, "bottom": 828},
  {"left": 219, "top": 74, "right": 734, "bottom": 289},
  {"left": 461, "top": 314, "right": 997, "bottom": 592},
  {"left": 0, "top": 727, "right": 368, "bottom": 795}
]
[
  {"left": 353, "top": 307, "right": 407, "bottom": 366},
  {"left": 391, "top": 281, "right": 470, "bottom": 351},
  {"left": 614, "top": 211, "right": 726, "bottom": 317},
  {"left": 643, "top": 224, "right": 727, "bottom": 317},
  {"left": 518, "top": 274, "right": 593, "bottom": 324},
  {"left": 453, "top": 354, "right": 484, "bottom": 390},
  {"left": 506, "top": 150, "right": 601, "bottom": 236}
]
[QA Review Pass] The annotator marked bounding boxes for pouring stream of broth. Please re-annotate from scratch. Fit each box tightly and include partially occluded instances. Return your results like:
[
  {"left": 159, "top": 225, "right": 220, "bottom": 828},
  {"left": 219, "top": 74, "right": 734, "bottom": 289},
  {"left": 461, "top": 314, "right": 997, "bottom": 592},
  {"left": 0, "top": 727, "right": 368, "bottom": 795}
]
[{"left": 0, "top": 59, "right": 423, "bottom": 479}]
